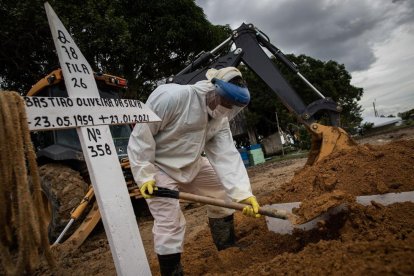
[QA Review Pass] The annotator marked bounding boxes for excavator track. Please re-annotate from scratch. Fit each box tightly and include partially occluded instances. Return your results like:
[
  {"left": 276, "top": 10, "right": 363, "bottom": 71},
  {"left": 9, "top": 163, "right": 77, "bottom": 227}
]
[{"left": 39, "top": 163, "right": 90, "bottom": 243}]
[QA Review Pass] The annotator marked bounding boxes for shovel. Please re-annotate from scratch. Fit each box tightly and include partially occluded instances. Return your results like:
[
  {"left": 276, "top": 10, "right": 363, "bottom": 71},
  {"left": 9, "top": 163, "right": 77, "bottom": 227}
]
[
  {"left": 152, "top": 187, "right": 292, "bottom": 221},
  {"left": 153, "top": 188, "right": 414, "bottom": 235}
]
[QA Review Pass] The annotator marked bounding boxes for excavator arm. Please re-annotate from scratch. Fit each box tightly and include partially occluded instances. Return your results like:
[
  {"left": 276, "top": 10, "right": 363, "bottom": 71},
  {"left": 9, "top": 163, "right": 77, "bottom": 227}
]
[{"left": 168, "top": 23, "right": 356, "bottom": 165}]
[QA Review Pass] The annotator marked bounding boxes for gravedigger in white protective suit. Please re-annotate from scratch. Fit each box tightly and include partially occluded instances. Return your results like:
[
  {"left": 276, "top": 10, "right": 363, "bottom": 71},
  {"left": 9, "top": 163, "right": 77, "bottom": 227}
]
[{"left": 127, "top": 67, "right": 260, "bottom": 276}]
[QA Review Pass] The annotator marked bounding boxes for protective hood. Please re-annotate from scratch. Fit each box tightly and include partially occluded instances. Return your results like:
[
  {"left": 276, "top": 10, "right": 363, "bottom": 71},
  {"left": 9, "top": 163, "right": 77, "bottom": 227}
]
[
  {"left": 206, "top": 67, "right": 242, "bottom": 82},
  {"left": 191, "top": 80, "right": 215, "bottom": 96}
]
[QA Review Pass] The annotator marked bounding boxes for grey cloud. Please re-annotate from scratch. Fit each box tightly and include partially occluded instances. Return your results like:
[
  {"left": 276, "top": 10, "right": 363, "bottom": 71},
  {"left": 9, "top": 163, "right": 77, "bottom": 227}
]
[{"left": 197, "top": 0, "right": 414, "bottom": 73}]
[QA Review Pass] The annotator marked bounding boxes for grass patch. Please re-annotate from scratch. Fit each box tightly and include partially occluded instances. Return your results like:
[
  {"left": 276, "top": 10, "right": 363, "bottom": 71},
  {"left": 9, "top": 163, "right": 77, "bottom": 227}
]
[{"left": 265, "top": 150, "right": 309, "bottom": 163}]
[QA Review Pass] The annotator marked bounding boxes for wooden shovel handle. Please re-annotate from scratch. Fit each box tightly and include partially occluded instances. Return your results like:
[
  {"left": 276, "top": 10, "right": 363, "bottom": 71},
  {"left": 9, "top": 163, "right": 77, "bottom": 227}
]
[{"left": 153, "top": 188, "right": 288, "bottom": 220}]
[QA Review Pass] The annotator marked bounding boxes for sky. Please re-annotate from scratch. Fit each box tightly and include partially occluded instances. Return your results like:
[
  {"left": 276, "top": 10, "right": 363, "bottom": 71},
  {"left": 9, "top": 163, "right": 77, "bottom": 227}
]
[{"left": 195, "top": 0, "right": 414, "bottom": 117}]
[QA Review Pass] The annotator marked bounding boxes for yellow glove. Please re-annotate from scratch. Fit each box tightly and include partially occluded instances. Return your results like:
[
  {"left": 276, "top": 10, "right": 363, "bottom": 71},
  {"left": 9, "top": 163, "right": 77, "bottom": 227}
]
[
  {"left": 240, "top": 196, "right": 261, "bottom": 218},
  {"left": 140, "top": 180, "right": 157, "bottom": 199}
]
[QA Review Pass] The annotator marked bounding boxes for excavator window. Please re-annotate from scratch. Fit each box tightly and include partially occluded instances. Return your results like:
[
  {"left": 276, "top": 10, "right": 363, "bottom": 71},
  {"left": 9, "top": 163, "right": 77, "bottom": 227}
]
[{"left": 32, "top": 75, "right": 131, "bottom": 162}]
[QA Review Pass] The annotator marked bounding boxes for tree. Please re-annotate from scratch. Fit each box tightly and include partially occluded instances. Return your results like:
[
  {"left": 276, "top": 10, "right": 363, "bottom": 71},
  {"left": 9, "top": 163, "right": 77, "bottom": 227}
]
[
  {"left": 398, "top": 108, "right": 414, "bottom": 120},
  {"left": 359, "top": 122, "right": 374, "bottom": 135},
  {"left": 0, "top": 0, "right": 230, "bottom": 98},
  {"left": 241, "top": 54, "right": 364, "bottom": 139}
]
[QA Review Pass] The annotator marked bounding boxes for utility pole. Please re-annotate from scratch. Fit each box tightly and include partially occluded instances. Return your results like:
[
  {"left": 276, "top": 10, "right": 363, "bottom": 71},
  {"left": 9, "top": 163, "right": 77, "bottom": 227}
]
[
  {"left": 373, "top": 100, "right": 379, "bottom": 117},
  {"left": 275, "top": 111, "right": 284, "bottom": 156}
]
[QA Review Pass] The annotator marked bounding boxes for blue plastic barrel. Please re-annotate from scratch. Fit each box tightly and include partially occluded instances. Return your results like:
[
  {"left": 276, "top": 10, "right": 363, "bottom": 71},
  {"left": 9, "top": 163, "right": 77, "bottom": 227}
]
[
  {"left": 249, "top": 144, "right": 262, "bottom": 150},
  {"left": 238, "top": 148, "right": 250, "bottom": 167}
]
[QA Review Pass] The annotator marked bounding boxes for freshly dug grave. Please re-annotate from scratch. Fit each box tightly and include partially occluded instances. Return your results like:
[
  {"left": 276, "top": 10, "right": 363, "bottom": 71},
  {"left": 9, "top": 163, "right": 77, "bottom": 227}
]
[{"left": 34, "top": 137, "right": 414, "bottom": 275}]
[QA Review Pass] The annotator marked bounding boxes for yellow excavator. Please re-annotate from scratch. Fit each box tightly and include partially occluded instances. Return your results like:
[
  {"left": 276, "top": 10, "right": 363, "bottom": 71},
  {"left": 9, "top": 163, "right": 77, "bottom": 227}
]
[{"left": 29, "top": 23, "right": 356, "bottom": 250}]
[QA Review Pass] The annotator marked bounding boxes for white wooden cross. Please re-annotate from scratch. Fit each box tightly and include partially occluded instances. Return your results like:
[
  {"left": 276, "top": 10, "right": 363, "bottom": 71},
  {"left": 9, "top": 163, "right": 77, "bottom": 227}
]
[{"left": 23, "top": 3, "right": 160, "bottom": 275}]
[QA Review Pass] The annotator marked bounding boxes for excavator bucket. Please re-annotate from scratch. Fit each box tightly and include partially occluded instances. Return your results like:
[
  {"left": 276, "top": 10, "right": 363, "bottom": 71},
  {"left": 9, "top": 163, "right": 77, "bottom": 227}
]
[{"left": 306, "top": 123, "right": 357, "bottom": 166}]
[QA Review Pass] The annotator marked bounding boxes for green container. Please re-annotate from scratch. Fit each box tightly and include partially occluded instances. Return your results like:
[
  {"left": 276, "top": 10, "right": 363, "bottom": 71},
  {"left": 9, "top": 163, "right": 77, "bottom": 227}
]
[{"left": 248, "top": 148, "right": 265, "bottom": 165}]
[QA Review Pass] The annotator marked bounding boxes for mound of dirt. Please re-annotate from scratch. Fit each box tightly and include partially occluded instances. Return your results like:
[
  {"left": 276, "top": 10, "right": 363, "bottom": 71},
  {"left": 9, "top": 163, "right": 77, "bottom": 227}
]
[
  {"left": 264, "top": 140, "right": 414, "bottom": 224},
  {"left": 267, "top": 139, "right": 414, "bottom": 204}
]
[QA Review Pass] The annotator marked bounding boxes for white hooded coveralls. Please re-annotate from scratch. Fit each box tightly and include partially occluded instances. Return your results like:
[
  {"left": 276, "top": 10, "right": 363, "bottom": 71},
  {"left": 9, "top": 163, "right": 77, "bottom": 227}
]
[{"left": 128, "top": 80, "right": 253, "bottom": 255}]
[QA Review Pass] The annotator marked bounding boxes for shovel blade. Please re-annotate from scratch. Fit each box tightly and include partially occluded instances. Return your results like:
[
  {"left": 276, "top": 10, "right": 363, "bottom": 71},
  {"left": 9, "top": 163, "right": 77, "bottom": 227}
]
[
  {"left": 264, "top": 202, "right": 346, "bottom": 234},
  {"left": 265, "top": 191, "right": 414, "bottom": 234}
]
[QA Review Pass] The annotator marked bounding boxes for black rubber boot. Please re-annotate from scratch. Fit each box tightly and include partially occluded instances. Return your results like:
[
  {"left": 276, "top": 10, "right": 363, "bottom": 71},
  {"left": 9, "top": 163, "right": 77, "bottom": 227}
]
[
  {"left": 157, "top": 253, "right": 184, "bottom": 276},
  {"left": 208, "top": 214, "right": 236, "bottom": 251}
]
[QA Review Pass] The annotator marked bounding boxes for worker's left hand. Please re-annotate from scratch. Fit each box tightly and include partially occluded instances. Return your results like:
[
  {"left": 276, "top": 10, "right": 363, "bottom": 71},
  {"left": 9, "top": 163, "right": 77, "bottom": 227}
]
[{"left": 240, "top": 196, "right": 261, "bottom": 218}]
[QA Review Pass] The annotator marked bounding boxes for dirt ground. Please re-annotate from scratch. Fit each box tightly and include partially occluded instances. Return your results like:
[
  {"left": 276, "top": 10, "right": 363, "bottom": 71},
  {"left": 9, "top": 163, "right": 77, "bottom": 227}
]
[{"left": 36, "top": 126, "right": 414, "bottom": 275}]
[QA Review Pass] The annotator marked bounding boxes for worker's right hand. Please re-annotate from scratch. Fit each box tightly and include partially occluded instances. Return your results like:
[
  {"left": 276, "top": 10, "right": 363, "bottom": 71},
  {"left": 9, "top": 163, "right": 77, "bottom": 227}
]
[
  {"left": 240, "top": 196, "right": 261, "bottom": 218},
  {"left": 140, "top": 180, "right": 157, "bottom": 199}
]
